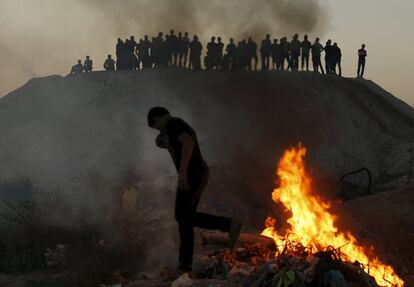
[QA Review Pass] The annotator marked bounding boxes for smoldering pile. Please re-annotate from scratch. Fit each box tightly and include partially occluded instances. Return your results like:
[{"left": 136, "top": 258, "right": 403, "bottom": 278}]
[{"left": 193, "top": 231, "right": 379, "bottom": 287}]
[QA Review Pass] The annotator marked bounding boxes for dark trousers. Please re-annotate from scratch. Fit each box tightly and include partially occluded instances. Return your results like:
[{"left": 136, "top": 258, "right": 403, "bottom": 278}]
[
  {"left": 175, "top": 168, "right": 232, "bottom": 266},
  {"left": 357, "top": 60, "right": 365, "bottom": 77}
]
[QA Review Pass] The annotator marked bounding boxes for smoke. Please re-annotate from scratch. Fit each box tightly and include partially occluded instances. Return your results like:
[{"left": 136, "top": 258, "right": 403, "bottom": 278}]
[
  {"left": 0, "top": 0, "right": 330, "bottom": 97},
  {"left": 81, "top": 0, "right": 329, "bottom": 39}
]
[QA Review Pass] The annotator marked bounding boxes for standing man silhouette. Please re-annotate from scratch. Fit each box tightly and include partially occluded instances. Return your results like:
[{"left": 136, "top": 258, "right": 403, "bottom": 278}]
[
  {"left": 147, "top": 107, "right": 242, "bottom": 273},
  {"left": 357, "top": 44, "right": 367, "bottom": 78}
]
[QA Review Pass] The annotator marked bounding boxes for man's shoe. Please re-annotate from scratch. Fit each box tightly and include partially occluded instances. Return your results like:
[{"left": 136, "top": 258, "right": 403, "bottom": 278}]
[{"left": 228, "top": 219, "right": 242, "bottom": 252}]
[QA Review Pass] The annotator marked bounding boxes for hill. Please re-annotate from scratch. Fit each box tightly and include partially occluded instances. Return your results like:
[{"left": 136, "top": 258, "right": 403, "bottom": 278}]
[{"left": 0, "top": 70, "right": 413, "bottom": 279}]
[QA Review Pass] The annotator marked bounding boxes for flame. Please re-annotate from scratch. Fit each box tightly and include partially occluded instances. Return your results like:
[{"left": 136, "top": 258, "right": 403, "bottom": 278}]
[{"left": 261, "top": 144, "right": 404, "bottom": 287}]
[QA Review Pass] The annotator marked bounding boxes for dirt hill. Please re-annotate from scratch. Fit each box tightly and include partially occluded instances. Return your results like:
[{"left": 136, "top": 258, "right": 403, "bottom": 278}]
[{"left": 0, "top": 70, "right": 413, "bottom": 278}]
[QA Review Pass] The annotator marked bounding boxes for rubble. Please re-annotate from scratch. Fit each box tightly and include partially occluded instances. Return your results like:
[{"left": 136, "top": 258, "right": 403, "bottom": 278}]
[{"left": 193, "top": 238, "right": 383, "bottom": 287}]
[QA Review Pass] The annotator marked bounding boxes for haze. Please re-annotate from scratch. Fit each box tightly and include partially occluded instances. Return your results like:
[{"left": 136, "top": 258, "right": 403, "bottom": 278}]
[{"left": 0, "top": 0, "right": 412, "bottom": 106}]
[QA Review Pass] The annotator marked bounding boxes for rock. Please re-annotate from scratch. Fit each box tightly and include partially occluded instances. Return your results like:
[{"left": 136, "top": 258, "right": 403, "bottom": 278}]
[{"left": 171, "top": 273, "right": 193, "bottom": 287}]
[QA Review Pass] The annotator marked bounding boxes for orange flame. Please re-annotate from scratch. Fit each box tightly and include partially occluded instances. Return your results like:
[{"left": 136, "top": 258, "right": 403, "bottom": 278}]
[{"left": 261, "top": 144, "right": 404, "bottom": 287}]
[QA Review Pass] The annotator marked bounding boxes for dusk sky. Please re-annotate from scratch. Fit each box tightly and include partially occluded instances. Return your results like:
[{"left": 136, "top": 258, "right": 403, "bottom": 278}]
[{"left": 0, "top": 0, "right": 412, "bottom": 106}]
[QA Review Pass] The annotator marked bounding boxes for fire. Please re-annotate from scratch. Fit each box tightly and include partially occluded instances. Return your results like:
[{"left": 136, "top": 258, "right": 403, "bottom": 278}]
[{"left": 261, "top": 144, "right": 404, "bottom": 287}]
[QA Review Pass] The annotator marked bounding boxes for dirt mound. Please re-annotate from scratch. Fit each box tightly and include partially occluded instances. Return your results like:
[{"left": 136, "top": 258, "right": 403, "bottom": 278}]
[{"left": 0, "top": 70, "right": 413, "bottom": 275}]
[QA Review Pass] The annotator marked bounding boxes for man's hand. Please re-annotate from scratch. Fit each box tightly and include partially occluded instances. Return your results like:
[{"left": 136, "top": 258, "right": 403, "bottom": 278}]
[{"left": 178, "top": 171, "right": 189, "bottom": 191}]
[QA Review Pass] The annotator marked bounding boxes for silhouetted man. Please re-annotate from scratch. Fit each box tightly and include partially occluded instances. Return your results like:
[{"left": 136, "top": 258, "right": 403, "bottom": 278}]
[
  {"left": 142, "top": 35, "right": 152, "bottom": 68},
  {"left": 226, "top": 38, "right": 236, "bottom": 70},
  {"left": 271, "top": 39, "right": 283, "bottom": 70},
  {"left": 247, "top": 37, "right": 258, "bottom": 71},
  {"left": 127, "top": 36, "right": 138, "bottom": 70},
  {"left": 178, "top": 32, "right": 190, "bottom": 68},
  {"left": 116, "top": 38, "right": 125, "bottom": 70},
  {"left": 152, "top": 32, "right": 164, "bottom": 67},
  {"left": 183, "top": 32, "right": 190, "bottom": 68},
  {"left": 103, "top": 54, "right": 115, "bottom": 71},
  {"left": 177, "top": 32, "right": 184, "bottom": 67},
  {"left": 260, "top": 34, "right": 271, "bottom": 70},
  {"left": 280, "top": 37, "right": 290, "bottom": 71},
  {"left": 324, "top": 39, "right": 333, "bottom": 74},
  {"left": 70, "top": 60, "right": 83, "bottom": 76},
  {"left": 147, "top": 107, "right": 242, "bottom": 273},
  {"left": 357, "top": 44, "right": 367, "bottom": 78},
  {"left": 290, "top": 34, "right": 301, "bottom": 71},
  {"left": 83, "top": 56, "right": 93, "bottom": 72},
  {"left": 216, "top": 37, "right": 224, "bottom": 69},
  {"left": 240, "top": 39, "right": 249, "bottom": 70},
  {"left": 189, "top": 35, "right": 202, "bottom": 70},
  {"left": 332, "top": 42, "right": 342, "bottom": 76},
  {"left": 168, "top": 30, "right": 178, "bottom": 66},
  {"left": 301, "top": 35, "right": 312, "bottom": 71},
  {"left": 206, "top": 36, "right": 217, "bottom": 70},
  {"left": 311, "top": 38, "right": 324, "bottom": 73}
]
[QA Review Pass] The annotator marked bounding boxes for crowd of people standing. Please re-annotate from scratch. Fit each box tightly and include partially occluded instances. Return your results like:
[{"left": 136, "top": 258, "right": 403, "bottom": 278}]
[{"left": 70, "top": 31, "right": 367, "bottom": 78}]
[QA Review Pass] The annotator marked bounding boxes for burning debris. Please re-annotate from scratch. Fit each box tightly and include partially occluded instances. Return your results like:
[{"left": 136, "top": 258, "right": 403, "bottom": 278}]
[
  {"left": 138, "top": 144, "right": 405, "bottom": 287},
  {"left": 258, "top": 144, "right": 404, "bottom": 287}
]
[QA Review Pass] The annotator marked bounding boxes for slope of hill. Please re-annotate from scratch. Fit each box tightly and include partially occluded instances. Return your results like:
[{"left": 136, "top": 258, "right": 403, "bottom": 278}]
[
  {"left": 0, "top": 70, "right": 413, "bottom": 276},
  {"left": 0, "top": 70, "right": 413, "bottom": 192}
]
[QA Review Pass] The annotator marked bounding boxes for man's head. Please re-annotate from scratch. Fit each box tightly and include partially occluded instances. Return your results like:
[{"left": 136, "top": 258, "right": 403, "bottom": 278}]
[
  {"left": 304, "top": 35, "right": 308, "bottom": 40},
  {"left": 362, "top": 44, "right": 366, "bottom": 49},
  {"left": 86, "top": 55, "right": 90, "bottom": 60},
  {"left": 315, "top": 37, "right": 320, "bottom": 43},
  {"left": 77, "top": 59, "right": 81, "bottom": 64},
  {"left": 211, "top": 36, "right": 215, "bottom": 42},
  {"left": 147, "top": 107, "right": 171, "bottom": 130},
  {"left": 107, "top": 54, "right": 112, "bottom": 59}
]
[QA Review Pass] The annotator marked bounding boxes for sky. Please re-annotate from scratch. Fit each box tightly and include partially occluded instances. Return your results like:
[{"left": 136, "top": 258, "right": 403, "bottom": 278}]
[{"left": 0, "top": 0, "right": 412, "bottom": 106}]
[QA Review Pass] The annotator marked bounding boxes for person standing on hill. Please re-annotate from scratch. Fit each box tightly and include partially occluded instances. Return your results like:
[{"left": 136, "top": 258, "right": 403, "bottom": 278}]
[
  {"left": 301, "top": 35, "right": 312, "bottom": 71},
  {"left": 324, "top": 39, "right": 333, "bottom": 74},
  {"left": 290, "top": 34, "right": 301, "bottom": 71},
  {"left": 311, "top": 38, "right": 324, "bottom": 73},
  {"left": 280, "top": 37, "right": 290, "bottom": 71},
  {"left": 147, "top": 107, "right": 242, "bottom": 273},
  {"left": 357, "top": 44, "right": 367, "bottom": 78},
  {"left": 226, "top": 38, "right": 237, "bottom": 71},
  {"left": 332, "top": 42, "right": 342, "bottom": 76},
  {"left": 247, "top": 37, "right": 258, "bottom": 71},
  {"left": 206, "top": 36, "right": 217, "bottom": 70},
  {"left": 189, "top": 35, "right": 202, "bottom": 70},
  {"left": 260, "top": 34, "right": 272, "bottom": 70}
]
